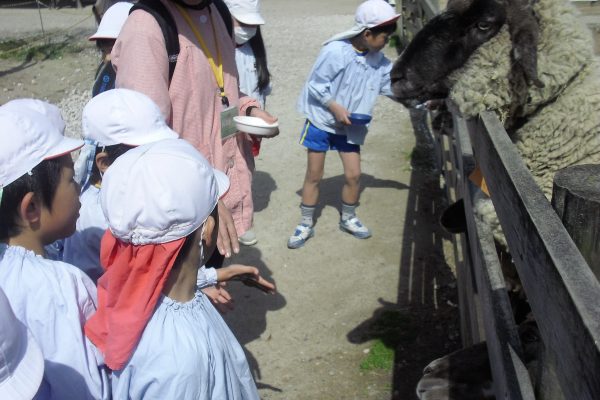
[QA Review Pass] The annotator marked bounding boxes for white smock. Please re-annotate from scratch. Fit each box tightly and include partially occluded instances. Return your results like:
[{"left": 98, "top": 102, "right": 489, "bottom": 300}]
[
  {"left": 296, "top": 39, "right": 394, "bottom": 145},
  {"left": 63, "top": 185, "right": 107, "bottom": 283},
  {"left": 0, "top": 244, "right": 110, "bottom": 400},
  {"left": 235, "top": 42, "right": 271, "bottom": 108},
  {"left": 112, "top": 290, "right": 259, "bottom": 400}
]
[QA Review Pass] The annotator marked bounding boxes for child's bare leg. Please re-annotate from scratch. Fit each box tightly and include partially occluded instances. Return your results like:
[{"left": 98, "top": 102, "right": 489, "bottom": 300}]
[
  {"left": 338, "top": 151, "right": 371, "bottom": 238},
  {"left": 301, "top": 150, "right": 326, "bottom": 206},
  {"left": 338, "top": 151, "right": 361, "bottom": 204}
]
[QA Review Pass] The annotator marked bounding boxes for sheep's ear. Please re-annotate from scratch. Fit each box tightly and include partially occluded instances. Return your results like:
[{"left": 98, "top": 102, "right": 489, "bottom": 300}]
[{"left": 506, "top": 0, "right": 545, "bottom": 89}]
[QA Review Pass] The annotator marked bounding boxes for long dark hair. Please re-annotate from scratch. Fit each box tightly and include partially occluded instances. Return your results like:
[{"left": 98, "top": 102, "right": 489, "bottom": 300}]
[{"left": 248, "top": 26, "right": 270, "bottom": 95}]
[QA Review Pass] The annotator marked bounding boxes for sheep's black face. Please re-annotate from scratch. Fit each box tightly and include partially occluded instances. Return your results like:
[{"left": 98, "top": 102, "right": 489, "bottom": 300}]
[{"left": 391, "top": 0, "right": 507, "bottom": 108}]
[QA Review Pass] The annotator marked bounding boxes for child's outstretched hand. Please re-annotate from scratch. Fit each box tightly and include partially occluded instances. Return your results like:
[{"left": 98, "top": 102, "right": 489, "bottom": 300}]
[
  {"left": 328, "top": 101, "right": 351, "bottom": 125},
  {"left": 217, "top": 264, "right": 276, "bottom": 294},
  {"left": 202, "top": 283, "right": 234, "bottom": 314}
]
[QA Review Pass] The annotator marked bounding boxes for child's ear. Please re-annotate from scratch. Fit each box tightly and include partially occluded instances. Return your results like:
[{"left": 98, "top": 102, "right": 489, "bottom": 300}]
[
  {"left": 19, "top": 192, "right": 42, "bottom": 227},
  {"left": 95, "top": 152, "right": 110, "bottom": 174}
]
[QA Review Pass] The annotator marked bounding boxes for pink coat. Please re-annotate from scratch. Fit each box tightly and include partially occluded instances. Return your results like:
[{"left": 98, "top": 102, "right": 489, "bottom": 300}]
[{"left": 112, "top": 1, "right": 257, "bottom": 235}]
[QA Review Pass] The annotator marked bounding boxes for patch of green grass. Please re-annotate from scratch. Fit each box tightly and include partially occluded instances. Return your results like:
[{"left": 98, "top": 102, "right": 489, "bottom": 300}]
[
  {"left": 360, "top": 340, "right": 394, "bottom": 371},
  {"left": 0, "top": 37, "right": 84, "bottom": 62}
]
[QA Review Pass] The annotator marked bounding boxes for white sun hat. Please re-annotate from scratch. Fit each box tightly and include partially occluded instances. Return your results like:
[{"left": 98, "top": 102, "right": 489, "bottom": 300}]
[
  {"left": 0, "top": 288, "right": 45, "bottom": 400},
  {"left": 101, "top": 139, "right": 230, "bottom": 245},
  {"left": 224, "top": 0, "right": 265, "bottom": 25},
  {"left": 324, "top": 0, "right": 400, "bottom": 44},
  {"left": 0, "top": 104, "right": 84, "bottom": 188},
  {"left": 82, "top": 88, "right": 179, "bottom": 147},
  {"left": 89, "top": 1, "right": 134, "bottom": 40},
  {"left": 2, "top": 98, "right": 66, "bottom": 135}
]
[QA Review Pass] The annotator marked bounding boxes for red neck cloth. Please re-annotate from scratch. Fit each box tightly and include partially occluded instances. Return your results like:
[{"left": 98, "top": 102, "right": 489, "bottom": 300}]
[{"left": 85, "top": 230, "right": 186, "bottom": 370}]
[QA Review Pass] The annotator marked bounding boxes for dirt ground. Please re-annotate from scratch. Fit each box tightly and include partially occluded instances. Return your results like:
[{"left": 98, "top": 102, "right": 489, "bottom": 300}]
[{"left": 0, "top": 1, "right": 461, "bottom": 399}]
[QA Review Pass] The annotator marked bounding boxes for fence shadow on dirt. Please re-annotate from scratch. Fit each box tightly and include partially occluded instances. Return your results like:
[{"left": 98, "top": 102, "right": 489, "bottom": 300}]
[{"left": 346, "top": 109, "right": 461, "bottom": 400}]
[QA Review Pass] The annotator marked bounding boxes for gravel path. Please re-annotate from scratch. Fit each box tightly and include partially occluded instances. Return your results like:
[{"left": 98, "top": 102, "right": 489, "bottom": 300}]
[{"left": 0, "top": 2, "right": 461, "bottom": 399}]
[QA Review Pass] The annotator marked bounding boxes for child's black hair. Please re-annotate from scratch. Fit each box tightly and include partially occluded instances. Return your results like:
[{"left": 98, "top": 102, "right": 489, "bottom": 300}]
[
  {"left": 90, "top": 143, "right": 132, "bottom": 185},
  {"left": 248, "top": 26, "right": 271, "bottom": 96},
  {"left": 367, "top": 21, "right": 398, "bottom": 36},
  {"left": 0, "top": 157, "right": 63, "bottom": 240}
]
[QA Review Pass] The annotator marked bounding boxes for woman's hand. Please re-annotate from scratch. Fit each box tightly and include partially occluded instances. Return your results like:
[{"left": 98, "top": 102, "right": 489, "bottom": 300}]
[
  {"left": 217, "top": 264, "right": 276, "bottom": 294},
  {"left": 217, "top": 200, "right": 239, "bottom": 258},
  {"left": 248, "top": 108, "right": 279, "bottom": 138}
]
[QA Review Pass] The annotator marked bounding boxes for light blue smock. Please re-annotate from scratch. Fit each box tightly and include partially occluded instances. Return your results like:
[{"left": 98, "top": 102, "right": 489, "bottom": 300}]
[
  {"left": 296, "top": 39, "right": 394, "bottom": 145},
  {"left": 63, "top": 185, "right": 107, "bottom": 283},
  {"left": 235, "top": 42, "right": 271, "bottom": 108},
  {"left": 0, "top": 244, "right": 110, "bottom": 400},
  {"left": 112, "top": 291, "right": 259, "bottom": 400}
]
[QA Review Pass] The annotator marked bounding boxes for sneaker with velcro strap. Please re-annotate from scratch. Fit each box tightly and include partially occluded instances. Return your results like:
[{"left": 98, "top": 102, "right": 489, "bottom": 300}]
[
  {"left": 287, "top": 224, "right": 314, "bottom": 249},
  {"left": 339, "top": 217, "right": 372, "bottom": 239}
]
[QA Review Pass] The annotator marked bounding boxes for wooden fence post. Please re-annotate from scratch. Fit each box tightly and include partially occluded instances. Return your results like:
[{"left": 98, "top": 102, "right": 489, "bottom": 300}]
[{"left": 551, "top": 164, "right": 600, "bottom": 277}]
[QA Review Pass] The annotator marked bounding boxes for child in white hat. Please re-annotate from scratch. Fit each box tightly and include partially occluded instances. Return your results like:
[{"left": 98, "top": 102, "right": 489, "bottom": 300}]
[
  {"left": 63, "top": 88, "right": 178, "bottom": 282},
  {"left": 224, "top": 0, "right": 271, "bottom": 246},
  {"left": 0, "top": 101, "right": 110, "bottom": 399},
  {"left": 85, "top": 139, "right": 274, "bottom": 399},
  {"left": 0, "top": 287, "right": 44, "bottom": 400},
  {"left": 288, "top": 0, "right": 400, "bottom": 249},
  {"left": 89, "top": 2, "right": 134, "bottom": 97}
]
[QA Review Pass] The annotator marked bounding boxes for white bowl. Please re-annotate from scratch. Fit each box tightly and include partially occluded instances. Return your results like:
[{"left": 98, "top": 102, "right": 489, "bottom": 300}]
[{"left": 233, "top": 116, "right": 279, "bottom": 136}]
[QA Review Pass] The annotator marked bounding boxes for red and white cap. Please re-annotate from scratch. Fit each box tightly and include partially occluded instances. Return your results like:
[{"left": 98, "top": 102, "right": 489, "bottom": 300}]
[
  {"left": 0, "top": 100, "right": 83, "bottom": 187},
  {"left": 0, "top": 288, "right": 44, "bottom": 400},
  {"left": 89, "top": 2, "right": 134, "bottom": 40},
  {"left": 82, "top": 88, "right": 179, "bottom": 147},
  {"left": 324, "top": 0, "right": 400, "bottom": 44},
  {"left": 101, "top": 139, "right": 229, "bottom": 245}
]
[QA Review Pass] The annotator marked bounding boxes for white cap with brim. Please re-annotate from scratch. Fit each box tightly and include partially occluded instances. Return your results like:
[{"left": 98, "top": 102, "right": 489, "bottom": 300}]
[
  {"left": 101, "top": 139, "right": 230, "bottom": 245},
  {"left": 323, "top": 0, "right": 400, "bottom": 45},
  {"left": 224, "top": 0, "right": 265, "bottom": 25},
  {"left": 89, "top": 1, "right": 134, "bottom": 40},
  {"left": 82, "top": 88, "right": 179, "bottom": 147},
  {"left": 0, "top": 289, "right": 44, "bottom": 400},
  {"left": 0, "top": 105, "right": 84, "bottom": 187}
]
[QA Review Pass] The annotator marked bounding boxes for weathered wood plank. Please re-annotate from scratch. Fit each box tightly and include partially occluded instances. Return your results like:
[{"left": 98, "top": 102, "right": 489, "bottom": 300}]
[
  {"left": 552, "top": 165, "right": 600, "bottom": 277},
  {"left": 471, "top": 111, "right": 600, "bottom": 400}
]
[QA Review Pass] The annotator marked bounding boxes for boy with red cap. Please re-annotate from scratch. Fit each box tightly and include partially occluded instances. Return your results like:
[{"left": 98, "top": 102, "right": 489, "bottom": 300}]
[{"left": 85, "top": 139, "right": 274, "bottom": 399}]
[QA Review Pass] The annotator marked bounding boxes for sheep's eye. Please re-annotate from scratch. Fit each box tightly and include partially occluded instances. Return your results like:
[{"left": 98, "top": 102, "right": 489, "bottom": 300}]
[{"left": 477, "top": 22, "right": 492, "bottom": 31}]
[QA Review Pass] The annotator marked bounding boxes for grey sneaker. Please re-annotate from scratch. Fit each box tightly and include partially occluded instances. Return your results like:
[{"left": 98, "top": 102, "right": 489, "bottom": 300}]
[
  {"left": 239, "top": 230, "right": 258, "bottom": 246},
  {"left": 339, "top": 217, "right": 372, "bottom": 239},
  {"left": 287, "top": 224, "right": 314, "bottom": 249}
]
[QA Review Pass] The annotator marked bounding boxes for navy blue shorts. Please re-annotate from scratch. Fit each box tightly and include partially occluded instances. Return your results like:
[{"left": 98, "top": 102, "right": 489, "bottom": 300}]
[{"left": 299, "top": 120, "right": 360, "bottom": 153}]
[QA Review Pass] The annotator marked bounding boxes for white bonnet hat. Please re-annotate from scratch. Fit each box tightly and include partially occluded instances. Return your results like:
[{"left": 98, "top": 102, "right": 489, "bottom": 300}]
[
  {"left": 101, "top": 139, "right": 229, "bottom": 245},
  {"left": 324, "top": 0, "right": 400, "bottom": 44},
  {"left": 89, "top": 2, "right": 134, "bottom": 40},
  {"left": 0, "top": 101, "right": 83, "bottom": 188},
  {"left": 82, "top": 88, "right": 179, "bottom": 147},
  {"left": 224, "top": 0, "right": 265, "bottom": 25},
  {"left": 0, "top": 288, "right": 44, "bottom": 400}
]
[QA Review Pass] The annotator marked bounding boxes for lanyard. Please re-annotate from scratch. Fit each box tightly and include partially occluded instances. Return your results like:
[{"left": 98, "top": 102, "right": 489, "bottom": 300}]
[{"left": 174, "top": 4, "right": 229, "bottom": 106}]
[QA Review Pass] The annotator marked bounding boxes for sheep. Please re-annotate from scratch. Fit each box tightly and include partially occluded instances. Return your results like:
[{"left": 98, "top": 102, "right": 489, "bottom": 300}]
[{"left": 390, "top": 0, "right": 600, "bottom": 247}]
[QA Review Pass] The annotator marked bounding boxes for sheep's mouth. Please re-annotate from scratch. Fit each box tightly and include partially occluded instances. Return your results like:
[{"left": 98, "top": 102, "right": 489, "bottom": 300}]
[{"left": 391, "top": 77, "right": 449, "bottom": 109}]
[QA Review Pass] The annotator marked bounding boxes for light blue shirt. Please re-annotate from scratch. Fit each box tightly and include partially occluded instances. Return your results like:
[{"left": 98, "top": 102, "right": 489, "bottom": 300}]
[
  {"left": 63, "top": 186, "right": 106, "bottom": 283},
  {"left": 297, "top": 40, "right": 394, "bottom": 145},
  {"left": 112, "top": 291, "right": 259, "bottom": 400},
  {"left": 235, "top": 42, "right": 271, "bottom": 108},
  {"left": 0, "top": 244, "right": 110, "bottom": 400}
]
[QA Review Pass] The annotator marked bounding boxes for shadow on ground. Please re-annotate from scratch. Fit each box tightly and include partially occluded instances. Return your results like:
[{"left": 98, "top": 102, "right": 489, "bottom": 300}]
[
  {"left": 347, "top": 109, "right": 461, "bottom": 400},
  {"left": 222, "top": 245, "right": 287, "bottom": 395},
  {"left": 294, "top": 172, "right": 409, "bottom": 222}
]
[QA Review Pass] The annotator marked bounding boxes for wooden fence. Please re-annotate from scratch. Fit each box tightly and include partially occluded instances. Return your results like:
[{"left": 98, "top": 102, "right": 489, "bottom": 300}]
[{"left": 396, "top": 1, "right": 600, "bottom": 398}]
